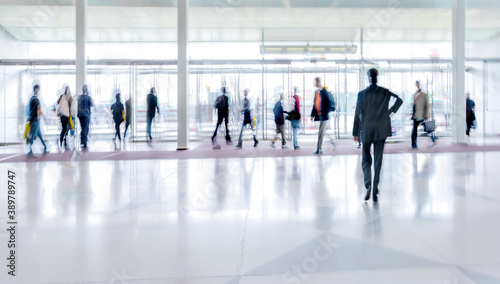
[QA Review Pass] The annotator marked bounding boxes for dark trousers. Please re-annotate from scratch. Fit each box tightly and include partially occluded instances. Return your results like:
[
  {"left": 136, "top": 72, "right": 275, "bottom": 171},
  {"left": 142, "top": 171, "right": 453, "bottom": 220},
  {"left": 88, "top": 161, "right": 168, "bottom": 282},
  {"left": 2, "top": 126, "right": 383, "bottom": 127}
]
[
  {"left": 146, "top": 116, "right": 154, "bottom": 142},
  {"left": 59, "top": 115, "right": 69, "bottom": 147},
  {"left": 78, "top": 116, "right": 90, "bottom": 147},
  {"left": 466, "top": 115, "right": 474, "bottom": 135},
  {"left": 362, "top": 139, "right": 386, "bottom": 191},
  {"left": 237, "top": 120, "right": 257, "bottom": 146},
  {"left": 114, "top": 121, "right": 121, "bottom": 141},
  {"left": 412, "top": 119, "right": 435, "bottom": 147},
  {"left": 124, "top": 120, "right": 131, "bottom": 138},
  {"left": 212, "top": 114, "right": 230, "bottom": 141}
]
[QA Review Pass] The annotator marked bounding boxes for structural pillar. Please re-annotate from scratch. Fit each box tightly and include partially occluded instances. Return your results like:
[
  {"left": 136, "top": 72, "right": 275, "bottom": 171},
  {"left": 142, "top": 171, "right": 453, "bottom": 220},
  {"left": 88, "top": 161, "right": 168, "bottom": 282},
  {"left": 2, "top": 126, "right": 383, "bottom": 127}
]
[
  {"left": 177, "top": 0, "right": 189, "bottom": 150},
  {"left": 76, "top": 0, "right": 87, "bottom": 94},
  {"left": 452, "top": 0, "right": 466, "bottom": 143}
]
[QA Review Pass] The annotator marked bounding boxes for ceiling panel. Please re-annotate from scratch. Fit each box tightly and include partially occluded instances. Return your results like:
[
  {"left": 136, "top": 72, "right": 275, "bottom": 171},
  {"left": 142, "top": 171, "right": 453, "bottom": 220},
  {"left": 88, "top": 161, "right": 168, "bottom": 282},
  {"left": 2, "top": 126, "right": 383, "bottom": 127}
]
[{"left": 0, "top": 4, "right": 499, "bottom": 42}]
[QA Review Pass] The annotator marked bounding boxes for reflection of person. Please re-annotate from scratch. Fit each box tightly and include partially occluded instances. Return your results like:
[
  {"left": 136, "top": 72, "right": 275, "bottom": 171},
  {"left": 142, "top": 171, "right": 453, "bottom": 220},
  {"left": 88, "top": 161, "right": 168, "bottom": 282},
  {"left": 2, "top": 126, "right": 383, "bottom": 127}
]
[
  {"left": 146, "top": 87, "right": 159, "bottom": 144},
  {"left": 286, "top": 88, "right": 301, "bottom": 150},
  {"left": 57, "top": 85, "right": 73, "bottom": 150},
  {"left": 353, "top": 68, "right": 403, "bottom": 202},
  {"left": 411, "top": 80, "right": 434, "bottom": 149},
  {"left": 111, "top": 93, "right": 124, "bottom": 143},
  {"left": 27, "top": 84, "right": 48, "bottom": 157},
  {"left": 310, "top": 77, "right": 331, "bottom": 155},
  {"left": 124, "top": 96, "right": 132, "bottom": 139},
  {"left": 236, "top": 89, "right": 258, "bottom": 148},
  {"left": 77, "top": 84, "right": 94, "bottom": 150},
  {"left": 271, "top": 93, "right": 286, "bottom": 148},
  {"left": 212, "top": 86, "right": 231, "bottom": 147},
  {"left": 466, "top": 92, "right": 476, "bottom": 136}
]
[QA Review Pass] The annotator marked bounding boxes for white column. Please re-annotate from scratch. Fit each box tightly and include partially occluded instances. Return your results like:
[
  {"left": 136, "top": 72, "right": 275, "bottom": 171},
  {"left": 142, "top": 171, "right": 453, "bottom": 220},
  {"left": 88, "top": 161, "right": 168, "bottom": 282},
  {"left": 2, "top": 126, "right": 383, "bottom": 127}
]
[
  {"left": 177, "top": 0, "right": 189, "bottom": 150},
  {"left": 452, "top": 0, "right": 466, "bottom": 143},
  {"left": 76, "top": 0, "right": 87, "bottom": 93}
]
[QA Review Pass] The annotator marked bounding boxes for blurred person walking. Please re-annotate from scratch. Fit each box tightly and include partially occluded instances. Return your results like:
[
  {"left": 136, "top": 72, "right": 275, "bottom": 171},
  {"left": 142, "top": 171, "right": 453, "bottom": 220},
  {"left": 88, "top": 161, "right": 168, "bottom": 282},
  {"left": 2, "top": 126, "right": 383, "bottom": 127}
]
[
  {"left": 310, "top": 77, "right": 334, "bottom": 155},
  {"left": 270, "top": 93, "right": 286, "bottom": 149},
  {"left": 56, "top": 85, "right": 73, "bottom": 150},
  {"left": 411, "top": 80, "right": 435, "bottom": 149},
  {"left": 77, "top": 84, "right": 94, "bottom": 151},
  {"left": 124, "top": 96, "right": 132, "bottom": 140},
  {"left": 286, "top": 87, "right": 301, "bottom": 150},
  {"left": 236, "top": 89, "right": 258, "bottom": 148},
  {"left": 353, "top": 68, "right": 403, "bottom": 202},
  {"left": 211, "top": 86, "right": 231, "bottom": 149},
  {"left": 146, "top": 87, "right": 159, "bottom": 144},
  {"left": 466, "top": 92, "right": 476, "bottom": 136},
  {"left": 111, "top": 93, "right": 125, "bottom": 144},
  {"left": 27, "top": 84, "right": 48, "bottom": 157}
]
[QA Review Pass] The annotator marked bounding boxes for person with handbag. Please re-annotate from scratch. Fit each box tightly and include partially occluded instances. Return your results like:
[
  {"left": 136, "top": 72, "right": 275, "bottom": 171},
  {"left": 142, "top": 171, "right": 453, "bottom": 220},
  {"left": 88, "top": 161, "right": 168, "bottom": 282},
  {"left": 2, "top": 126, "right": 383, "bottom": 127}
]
[
  {"left": 411, "top": 80, "right": 435, "bottom": 149},
  {"left": 27, "top": 84, "right": 48, "bottom": 157},
  {"left": 285, "top": 87, "right": 301, "bottom": 150},
  {"left": 353, "top": 68, "right": 403, "bottom": 202},
  {"left": 236, "top": 89, "right": 258, "bottom": 148},
  {"left": 466, "top": 92, "right": 476, "bottom": 136},
  {"left": 56, "top": 85, "right": 73, "bottom": 150}
]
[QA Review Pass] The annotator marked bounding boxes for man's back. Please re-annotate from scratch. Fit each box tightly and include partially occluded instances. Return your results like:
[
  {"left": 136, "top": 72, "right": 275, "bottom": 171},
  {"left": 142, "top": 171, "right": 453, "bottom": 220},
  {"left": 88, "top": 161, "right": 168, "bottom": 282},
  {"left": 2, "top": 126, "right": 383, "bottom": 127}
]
[
  {"left": 147, "top": 93, "right": 158, "bottom": 118},
  {"left": 216, "top": 94, "right": 229, "bottom": 115},
  {"left": 78, "top": 95, "right": 93, "bottom": 118},
  {"left": 353, "top": 84, "right": 403, "bottom": 143}
]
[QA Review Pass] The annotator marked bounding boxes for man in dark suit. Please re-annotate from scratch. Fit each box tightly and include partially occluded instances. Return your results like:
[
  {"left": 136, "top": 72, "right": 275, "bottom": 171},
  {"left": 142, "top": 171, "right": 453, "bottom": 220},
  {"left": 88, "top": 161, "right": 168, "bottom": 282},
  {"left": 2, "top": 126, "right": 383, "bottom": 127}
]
[
  {"left": 146, "top": 87, "right": 159, "bottom": 144},
  {"left": 353, "top": 68, "right": 403, "bottom": 202}
]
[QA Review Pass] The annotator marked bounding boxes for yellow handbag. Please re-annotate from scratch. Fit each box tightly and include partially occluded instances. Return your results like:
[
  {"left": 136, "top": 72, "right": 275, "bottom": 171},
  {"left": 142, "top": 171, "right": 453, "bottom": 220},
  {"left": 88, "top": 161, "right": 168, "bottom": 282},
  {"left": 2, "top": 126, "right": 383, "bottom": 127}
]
[
  {"left": 69, "top": 115, "right": 74, "bottom": 130},
  {"left": 24, "top": 120, "right": 30, "bottom": 139},
  {"left": 122, "top": 110, "right": 126, "bottom": 122}
]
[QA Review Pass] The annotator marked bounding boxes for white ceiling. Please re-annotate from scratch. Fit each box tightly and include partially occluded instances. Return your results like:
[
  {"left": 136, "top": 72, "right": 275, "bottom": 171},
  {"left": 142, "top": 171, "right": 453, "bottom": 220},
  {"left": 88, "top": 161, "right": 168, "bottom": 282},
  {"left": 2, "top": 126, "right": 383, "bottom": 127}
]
[{"left": 0, "top": 3, "right": 499, "bottom": 43}]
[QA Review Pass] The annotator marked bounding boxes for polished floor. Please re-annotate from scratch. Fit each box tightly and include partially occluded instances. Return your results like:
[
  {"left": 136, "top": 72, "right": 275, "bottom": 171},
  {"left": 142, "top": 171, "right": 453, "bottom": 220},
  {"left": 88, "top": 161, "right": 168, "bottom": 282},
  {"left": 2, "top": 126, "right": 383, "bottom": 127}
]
[{"left": 1, "top": 149, "right": 500, "bottom": 283}]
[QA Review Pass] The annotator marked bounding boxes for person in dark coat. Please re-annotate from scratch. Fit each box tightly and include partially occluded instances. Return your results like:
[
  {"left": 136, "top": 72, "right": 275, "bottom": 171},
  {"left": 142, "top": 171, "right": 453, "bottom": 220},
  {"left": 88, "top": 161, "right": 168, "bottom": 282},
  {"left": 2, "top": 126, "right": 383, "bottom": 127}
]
[
  {"left": 212, "top": 86, "right": 231, "bottom": 147},
  {"left": 123, "top": 96, "right": 132, "bottom": 139},
  {"left": 236, "top": 89, "right": 258, "bottom": 148},
  {"left": 146, "top": 87, "right": 159, "bottom": 144},
  {"left": 77, "top": 84, "right": 94, "bottom": 150},
  {"left": 310, "top": 77, "right": 331, "bottom": 155},
  {"left": 111, "top": 93, "right": 124, "bottom": 143},
  {"left": 271, "top": 93, "right": 286, "bottom": 148},
  {"left": 353, "top": 68, "right": 403, "bottom": 202},
  {"left": 466, "top": 92, "right": 476, "bottom": 136}
]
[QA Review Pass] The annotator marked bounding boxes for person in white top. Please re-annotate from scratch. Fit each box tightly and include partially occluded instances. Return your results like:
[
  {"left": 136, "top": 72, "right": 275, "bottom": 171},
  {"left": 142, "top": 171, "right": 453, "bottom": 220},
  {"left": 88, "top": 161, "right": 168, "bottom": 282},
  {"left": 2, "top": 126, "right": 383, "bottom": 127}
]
[{"left": 57, "top": 85, "right": 73, "bottom": 149}]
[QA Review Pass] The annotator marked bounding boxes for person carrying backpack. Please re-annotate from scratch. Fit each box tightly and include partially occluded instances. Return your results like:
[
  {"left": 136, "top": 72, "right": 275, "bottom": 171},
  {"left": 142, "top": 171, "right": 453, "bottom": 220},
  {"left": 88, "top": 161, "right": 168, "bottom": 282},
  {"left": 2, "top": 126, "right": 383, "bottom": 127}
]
[
  {"left": 111, "top": 93, "right": 125, "bottom": 144},
  {"left": 310, "top": 77, "right": 334, "bottom": 155},
  {"left": 271, "top": 93, "right": 286, "bottom": 148},
  {"left": 212, "top": 86, "right": 231, "bottom": 147}
]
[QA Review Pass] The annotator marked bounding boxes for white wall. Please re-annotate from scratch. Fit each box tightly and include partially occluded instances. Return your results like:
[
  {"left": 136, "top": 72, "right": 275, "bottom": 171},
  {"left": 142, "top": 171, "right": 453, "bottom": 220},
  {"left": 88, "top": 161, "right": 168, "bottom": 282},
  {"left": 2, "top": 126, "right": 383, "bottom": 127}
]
[
  {"left": 0, "top": 28, "right": 27, "bottom": 144},
  {"left": 466, "top": 34, "right": 500, "bottom": 136}
]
